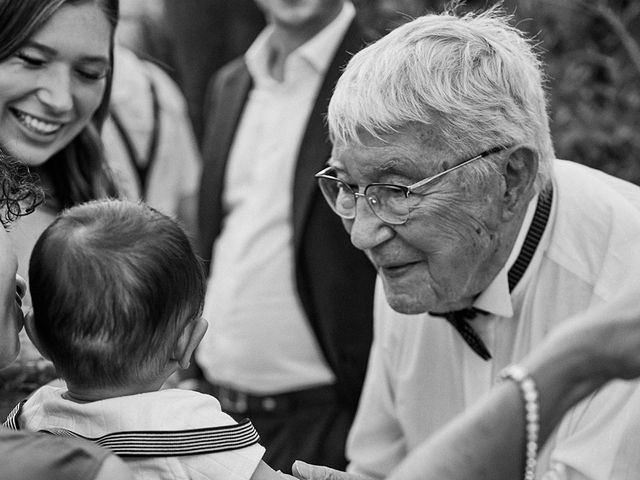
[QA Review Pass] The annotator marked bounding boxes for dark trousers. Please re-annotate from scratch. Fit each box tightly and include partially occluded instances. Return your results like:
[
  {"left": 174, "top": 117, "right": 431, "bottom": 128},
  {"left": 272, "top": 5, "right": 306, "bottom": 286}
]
[{"left": 198, "top": 381, "right": 353, "bottom": 474}]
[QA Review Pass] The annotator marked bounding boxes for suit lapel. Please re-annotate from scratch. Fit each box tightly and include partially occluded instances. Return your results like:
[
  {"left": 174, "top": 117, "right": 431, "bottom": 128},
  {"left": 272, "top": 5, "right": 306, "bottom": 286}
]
[
  {"left": 198, "top": 62, "right": 252, "bottom": 266},
  {"left": 214, "top": 66, "right": 252, "bottom": 167},
  {"left": 206, "top": 63, "right": 253, "bottom": 207},
  {"left": 292, "top": 20, "right": 366, "bottom": 249}
]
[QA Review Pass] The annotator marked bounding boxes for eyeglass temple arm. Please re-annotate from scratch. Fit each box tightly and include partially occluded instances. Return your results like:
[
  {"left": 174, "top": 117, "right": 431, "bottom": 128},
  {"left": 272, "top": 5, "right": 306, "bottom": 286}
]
[{"left": 408, "top": 146, "right": 505, "bottom": 193}]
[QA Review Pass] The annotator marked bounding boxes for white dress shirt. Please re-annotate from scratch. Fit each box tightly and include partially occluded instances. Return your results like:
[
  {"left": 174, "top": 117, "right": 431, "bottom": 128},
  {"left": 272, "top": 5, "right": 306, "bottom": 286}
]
[
  {"left": 196, "top": 3, "right": 356, "bottom": 393},
  {"left": 347, "top": 160, "right": 640, "bottom": 480}
]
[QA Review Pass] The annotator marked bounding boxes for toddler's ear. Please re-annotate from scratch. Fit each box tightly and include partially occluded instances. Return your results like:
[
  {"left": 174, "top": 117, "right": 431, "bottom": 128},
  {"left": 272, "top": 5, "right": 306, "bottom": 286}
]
[
  {"left": 23, "top": 310, "right": 51, "bottom": 360},
  {"left": 174, "top": 317, "right": 208, "bottom": 370}
]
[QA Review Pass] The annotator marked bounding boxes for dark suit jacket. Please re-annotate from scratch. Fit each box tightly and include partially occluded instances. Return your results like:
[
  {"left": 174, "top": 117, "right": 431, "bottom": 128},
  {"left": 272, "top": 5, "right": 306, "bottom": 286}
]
[{"left": 197, "top": 19, "right": 376, "bottom": 412}]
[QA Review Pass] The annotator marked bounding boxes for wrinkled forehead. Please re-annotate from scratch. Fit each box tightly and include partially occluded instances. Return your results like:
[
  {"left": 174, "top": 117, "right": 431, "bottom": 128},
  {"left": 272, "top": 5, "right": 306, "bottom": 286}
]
[{"left": 329, "top": 125, "right": 456, "bottom": 181}]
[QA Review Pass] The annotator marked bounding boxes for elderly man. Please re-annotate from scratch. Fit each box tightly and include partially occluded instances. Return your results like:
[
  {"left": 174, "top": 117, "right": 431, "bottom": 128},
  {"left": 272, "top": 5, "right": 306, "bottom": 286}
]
[{"left": 300, "top": 7, "right": 640, "bottom": 480}]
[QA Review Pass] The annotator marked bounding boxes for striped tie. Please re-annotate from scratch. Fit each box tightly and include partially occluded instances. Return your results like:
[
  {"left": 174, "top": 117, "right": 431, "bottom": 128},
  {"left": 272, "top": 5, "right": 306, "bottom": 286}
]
[{"left": 434, "top": 308, "right": 492, "bottom": 360}]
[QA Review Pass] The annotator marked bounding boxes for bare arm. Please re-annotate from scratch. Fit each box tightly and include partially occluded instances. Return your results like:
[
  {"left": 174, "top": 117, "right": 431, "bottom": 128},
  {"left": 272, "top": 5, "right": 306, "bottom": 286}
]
[{"left": 293, "top": 289, "right": 640, "bottom": 480}]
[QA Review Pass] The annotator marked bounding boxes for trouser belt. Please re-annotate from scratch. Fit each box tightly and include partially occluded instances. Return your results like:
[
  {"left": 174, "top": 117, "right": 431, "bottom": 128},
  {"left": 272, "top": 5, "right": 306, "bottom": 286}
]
[{"left": 201, "top": 382, "right": 338, "bottom": 415}]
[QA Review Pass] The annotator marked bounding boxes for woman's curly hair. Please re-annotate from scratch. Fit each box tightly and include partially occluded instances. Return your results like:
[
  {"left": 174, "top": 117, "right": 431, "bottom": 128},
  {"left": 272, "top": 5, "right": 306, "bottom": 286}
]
[{"left": 0, "top": 148, "right": 44, "bottom": 226}]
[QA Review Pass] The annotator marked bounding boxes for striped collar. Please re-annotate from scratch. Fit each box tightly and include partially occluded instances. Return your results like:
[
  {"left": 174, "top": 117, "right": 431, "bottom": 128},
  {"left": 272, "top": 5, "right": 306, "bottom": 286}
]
[{"left": 3, "top": 395, "right": 261, "bottom": 457}]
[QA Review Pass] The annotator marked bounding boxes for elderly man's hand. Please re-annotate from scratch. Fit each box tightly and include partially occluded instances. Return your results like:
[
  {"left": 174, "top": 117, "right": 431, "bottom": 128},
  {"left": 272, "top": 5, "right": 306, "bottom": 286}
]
[{"left": 292, "top": 462, "right": 371, "bottom": 480}]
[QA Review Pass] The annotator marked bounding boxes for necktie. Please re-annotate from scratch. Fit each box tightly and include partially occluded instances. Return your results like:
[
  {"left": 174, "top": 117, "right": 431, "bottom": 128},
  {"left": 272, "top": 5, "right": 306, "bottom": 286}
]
[
  {"left": 431, "top": 187, "right": 553, "bottom": 361},
  {"left": 431, "top": 308, "right": 492, "bottom": 360}
]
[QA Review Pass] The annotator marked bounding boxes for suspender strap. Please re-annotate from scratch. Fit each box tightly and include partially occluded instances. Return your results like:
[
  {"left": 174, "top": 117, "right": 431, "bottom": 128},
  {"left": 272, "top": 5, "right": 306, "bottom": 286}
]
[
  {"left": 109, "top": 69, "right": 161, "bottom": 200},
  {"left": 508, "top": 187, "right": 554, "bottom": 291},
  {"left": 39, "top": 418, "right": 260, "bottom": 457},
  {"left": 144, "top": 78, "right": 161, "bottom": 194}
]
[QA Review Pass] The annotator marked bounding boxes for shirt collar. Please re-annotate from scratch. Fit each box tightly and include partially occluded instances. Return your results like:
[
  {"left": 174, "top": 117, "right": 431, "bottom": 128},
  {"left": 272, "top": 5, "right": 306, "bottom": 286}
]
[
  {"left": 474, "top": 193, "right": 540, "bottom": 317},
  {"left": 298, "top": 1, "right": 355, "bottom": 73},
  {"left": 245, "top": 1, "right": 355, "bottom": 82}
]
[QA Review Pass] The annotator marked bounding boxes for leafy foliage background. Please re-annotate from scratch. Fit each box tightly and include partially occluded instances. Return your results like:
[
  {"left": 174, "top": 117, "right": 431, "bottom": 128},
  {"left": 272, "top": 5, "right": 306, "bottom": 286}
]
[{"left": 355, "top": 0, "right": 640, "bottom": 184}]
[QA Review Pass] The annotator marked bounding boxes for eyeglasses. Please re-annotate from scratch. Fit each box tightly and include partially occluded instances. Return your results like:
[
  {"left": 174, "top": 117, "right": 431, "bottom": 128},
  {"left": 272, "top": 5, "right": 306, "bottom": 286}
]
[{"left": 315, "top": 145, "right": 507, "bottom": 225}]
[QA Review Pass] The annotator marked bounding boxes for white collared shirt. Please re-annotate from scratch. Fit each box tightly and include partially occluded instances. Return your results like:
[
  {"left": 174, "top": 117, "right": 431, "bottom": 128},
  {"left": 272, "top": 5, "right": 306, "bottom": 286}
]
[
  {"left": 197, "top": 3, "right": 355, "bottom": 393},
  {"left": 347, "top": 159, "right": 640, "bottom": 480}
]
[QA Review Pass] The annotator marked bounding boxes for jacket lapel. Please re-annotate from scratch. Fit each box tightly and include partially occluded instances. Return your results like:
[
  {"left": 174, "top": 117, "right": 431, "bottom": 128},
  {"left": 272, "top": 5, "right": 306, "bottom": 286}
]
[
  {"left": 291, "top": 20, "right": 366, "bottom": 249},
  {"left": 198, "top": 61, "right": 252, "bottom": 266}
]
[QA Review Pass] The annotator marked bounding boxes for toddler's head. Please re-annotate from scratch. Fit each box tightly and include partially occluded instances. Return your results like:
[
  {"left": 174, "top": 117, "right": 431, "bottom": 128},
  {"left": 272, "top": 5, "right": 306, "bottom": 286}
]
[{"left": 28, "top": 199, "right": 205, "bottom": 392}]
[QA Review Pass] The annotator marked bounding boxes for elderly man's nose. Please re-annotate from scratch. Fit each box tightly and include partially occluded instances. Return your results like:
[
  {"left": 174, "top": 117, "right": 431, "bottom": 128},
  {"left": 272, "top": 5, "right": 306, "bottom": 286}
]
[{"left": 348, "top": 199, "right": 391, "bottom": 251}]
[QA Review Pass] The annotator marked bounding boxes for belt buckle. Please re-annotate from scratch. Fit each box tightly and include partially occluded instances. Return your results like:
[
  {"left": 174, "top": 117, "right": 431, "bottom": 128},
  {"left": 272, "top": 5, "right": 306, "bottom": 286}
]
[{"left": 219, "top": 387, "right": 248, "bottom": 414}]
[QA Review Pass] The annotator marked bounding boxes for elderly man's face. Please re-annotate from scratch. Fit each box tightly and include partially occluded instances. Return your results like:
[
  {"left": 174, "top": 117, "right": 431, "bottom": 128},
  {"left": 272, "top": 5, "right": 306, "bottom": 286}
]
[{"left": 330, "top": 126, "right": 514, "bottom": 315}]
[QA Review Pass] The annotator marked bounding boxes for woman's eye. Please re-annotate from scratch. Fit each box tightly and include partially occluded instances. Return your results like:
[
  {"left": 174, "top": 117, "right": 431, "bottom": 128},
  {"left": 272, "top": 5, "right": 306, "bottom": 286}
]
[
  {"left": 76, "top": 69, "right": 108, "bottom": 81},
  {"left": 16, "top": 52, "right": 46, "bottom": 66}
]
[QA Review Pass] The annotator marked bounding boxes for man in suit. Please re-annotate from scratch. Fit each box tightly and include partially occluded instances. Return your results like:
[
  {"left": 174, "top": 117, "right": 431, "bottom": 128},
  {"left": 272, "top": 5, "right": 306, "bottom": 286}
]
[{"left": 195, "top": 0, "right": 376, "bottom": 473}]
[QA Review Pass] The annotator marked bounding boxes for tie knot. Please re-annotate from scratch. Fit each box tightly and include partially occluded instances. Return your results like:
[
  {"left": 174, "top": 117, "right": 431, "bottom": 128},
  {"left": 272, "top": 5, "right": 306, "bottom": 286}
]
[
  {"left": 429, "top": 308, "right": 492, "bottom": 361},
  {"left": 430, "top": 307, "right": 487, "bottom": 322}
]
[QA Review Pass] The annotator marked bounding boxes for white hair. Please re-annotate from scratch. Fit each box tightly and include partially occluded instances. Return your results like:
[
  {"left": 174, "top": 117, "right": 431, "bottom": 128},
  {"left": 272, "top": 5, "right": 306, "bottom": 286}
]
[{"left": 328, "top": 7, "right": 555, "bottom": 190}]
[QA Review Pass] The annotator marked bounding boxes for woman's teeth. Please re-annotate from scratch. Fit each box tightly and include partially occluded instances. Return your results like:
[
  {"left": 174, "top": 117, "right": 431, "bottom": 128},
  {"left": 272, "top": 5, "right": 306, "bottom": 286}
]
[{"left": 14, "top": 110, "right": 62, "bottom": 135}]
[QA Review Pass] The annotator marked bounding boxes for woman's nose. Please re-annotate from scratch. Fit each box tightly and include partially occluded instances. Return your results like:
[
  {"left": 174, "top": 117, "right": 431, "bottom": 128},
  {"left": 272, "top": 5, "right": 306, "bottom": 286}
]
[{"left": 36, "top": 66, "right": 73, "bottom": 113}]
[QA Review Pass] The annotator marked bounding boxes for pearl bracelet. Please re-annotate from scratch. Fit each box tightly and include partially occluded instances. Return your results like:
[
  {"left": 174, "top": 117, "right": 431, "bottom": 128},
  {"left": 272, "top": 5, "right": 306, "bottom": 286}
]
[{"left": 500, "top": 364, "right": 539, "bottom": 480}]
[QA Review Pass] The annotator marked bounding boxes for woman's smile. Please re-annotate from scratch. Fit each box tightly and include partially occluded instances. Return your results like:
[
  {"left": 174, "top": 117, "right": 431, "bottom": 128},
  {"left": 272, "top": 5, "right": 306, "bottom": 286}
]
[{"left": 10, "top": 107, "right": 64, "bottom": 137}]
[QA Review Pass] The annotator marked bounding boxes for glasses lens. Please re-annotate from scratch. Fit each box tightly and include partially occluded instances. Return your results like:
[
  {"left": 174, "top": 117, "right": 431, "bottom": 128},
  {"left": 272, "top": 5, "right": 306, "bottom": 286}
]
[
  {"left": 318, "top": 176, "right": 356, "bottom": 219},
  {"left": 366, "top": 185, "right": 409, "bottom": 225}
]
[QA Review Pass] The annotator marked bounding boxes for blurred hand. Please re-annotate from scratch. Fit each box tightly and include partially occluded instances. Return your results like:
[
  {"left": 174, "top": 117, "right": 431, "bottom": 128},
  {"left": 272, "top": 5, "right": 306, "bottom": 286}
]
[
  {"left": 576, "top": 289, "right": 640, "bottom": 381},
  {"left": 0, "top": 224, "right": 23, "bottom": 369},
  {"left": 524, "top": 286, "right": 640, "bottom": 386},
  {"left": 292, "top": 462, "right": 370, "bottom": 480}
]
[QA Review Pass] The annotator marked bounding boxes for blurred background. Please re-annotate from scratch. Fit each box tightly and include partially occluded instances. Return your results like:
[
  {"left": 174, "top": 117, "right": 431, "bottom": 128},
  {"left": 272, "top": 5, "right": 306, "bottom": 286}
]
[{"left": 118, "top": 0, "right": 640, "bottom": 184}]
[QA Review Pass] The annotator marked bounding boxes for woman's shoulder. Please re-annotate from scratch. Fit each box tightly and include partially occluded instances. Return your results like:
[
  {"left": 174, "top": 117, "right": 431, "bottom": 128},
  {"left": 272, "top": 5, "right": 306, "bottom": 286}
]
[{"left": 0, "top": 427, "right": 112, "bottom": 480}]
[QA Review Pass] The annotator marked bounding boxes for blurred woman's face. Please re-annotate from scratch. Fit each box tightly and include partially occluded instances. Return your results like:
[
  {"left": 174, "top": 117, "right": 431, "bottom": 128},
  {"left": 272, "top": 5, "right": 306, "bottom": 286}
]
[{"left": 0, "top": 3, "right": 111, "bottom": 166}]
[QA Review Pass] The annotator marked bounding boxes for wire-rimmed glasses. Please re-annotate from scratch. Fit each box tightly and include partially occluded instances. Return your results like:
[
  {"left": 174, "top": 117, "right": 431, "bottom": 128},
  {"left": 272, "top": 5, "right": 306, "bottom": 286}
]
[{"left": 315, "top": 145, "right": 507, "bottom": 225}]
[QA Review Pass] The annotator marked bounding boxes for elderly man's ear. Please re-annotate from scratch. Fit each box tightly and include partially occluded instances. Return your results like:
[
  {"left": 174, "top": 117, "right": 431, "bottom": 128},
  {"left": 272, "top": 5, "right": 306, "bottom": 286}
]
[{"left": 501, "top": 146, "right": 539, "bottom": 218}]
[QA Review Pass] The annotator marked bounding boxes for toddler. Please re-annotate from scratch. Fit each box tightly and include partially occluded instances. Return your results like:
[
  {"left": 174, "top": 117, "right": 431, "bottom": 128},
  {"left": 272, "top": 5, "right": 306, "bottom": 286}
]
[{"left": 5, "top": 199, "right": 288, "bottom": 480}]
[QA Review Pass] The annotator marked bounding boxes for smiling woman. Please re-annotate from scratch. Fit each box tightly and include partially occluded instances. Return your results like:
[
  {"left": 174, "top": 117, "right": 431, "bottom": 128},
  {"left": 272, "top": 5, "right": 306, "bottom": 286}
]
[
  {"left": 0, "top": 0, "right": 121, "bottom": 409},
  {"left": 0, "top": 0, "right": 119, "bottom": 209},
  {"left": 0, "top": 0, "right": 120, "bottom": 275}
]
